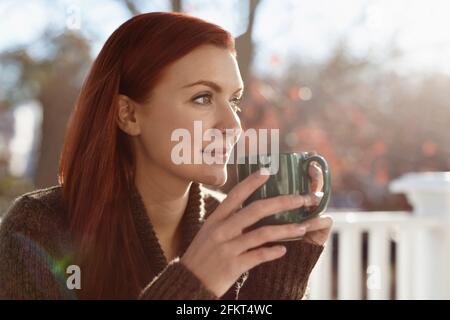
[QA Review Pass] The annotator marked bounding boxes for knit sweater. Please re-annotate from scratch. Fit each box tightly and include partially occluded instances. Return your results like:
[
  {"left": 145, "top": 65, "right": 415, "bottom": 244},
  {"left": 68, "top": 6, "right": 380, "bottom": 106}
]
[{"left": 0, "top": 182, "right": 324, "bottom": 300}]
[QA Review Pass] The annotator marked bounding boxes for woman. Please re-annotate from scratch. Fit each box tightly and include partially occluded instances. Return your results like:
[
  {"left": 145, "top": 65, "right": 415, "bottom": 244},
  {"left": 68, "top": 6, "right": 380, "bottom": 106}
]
[{"left": 0, "top": 12, "right": 332, "bottom": 300}]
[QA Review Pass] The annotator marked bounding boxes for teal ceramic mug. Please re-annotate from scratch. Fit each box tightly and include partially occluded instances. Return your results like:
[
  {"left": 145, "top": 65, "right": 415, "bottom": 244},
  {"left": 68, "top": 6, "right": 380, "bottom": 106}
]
[{"left": 236, "top": 152, "right": 331, "bottom": 242}]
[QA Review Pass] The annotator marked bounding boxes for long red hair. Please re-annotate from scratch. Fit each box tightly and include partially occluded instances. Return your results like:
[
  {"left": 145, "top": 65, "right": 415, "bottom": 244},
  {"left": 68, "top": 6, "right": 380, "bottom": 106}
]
[{"left": 58, "top": 12, "right": 236, "bottom": 299}]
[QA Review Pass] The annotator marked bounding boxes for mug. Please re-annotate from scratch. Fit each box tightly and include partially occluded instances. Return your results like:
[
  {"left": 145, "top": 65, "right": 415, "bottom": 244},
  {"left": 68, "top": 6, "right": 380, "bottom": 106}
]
[{"left": 236, "top": 152, "right": 331, "bottom": 242}]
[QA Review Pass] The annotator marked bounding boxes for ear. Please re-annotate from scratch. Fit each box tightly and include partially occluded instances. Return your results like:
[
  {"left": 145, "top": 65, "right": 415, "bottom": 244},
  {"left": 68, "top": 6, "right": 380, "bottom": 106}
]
[{"left": 116, "top": 94, "right": 141, "bottom": 136}]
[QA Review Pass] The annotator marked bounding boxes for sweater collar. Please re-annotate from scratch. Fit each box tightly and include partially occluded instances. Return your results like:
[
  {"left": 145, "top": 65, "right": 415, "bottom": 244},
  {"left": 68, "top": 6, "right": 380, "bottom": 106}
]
[{"left": 128, "top": 182, "right": 205, "bottom": 273}]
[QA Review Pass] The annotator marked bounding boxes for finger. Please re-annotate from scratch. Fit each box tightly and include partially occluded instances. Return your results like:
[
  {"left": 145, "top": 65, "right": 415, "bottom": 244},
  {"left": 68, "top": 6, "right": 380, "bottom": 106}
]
[
  {"left": 209, "top": 168, "right": 270, "bottom": 223},
  {"left": 308, "top": 151, "right": 323, "bottom": 192},
  {"left": 239, "top": 245, "right": 287, "bottom": 273},
  {"left": 300, "top": 215, "right": 334, "bottom": 232},
  {"left": 229, "top": 223, "right": 307, "bottom": 254},
  {"left": 221, "top": 193, "right": 322, "bottom": 239},
  {"left": 308, "top": 161, "right": 324, "bottom": 193}
]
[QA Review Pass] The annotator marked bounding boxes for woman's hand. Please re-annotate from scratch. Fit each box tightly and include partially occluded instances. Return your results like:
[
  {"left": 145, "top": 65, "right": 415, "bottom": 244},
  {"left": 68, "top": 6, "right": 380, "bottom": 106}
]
[
  {"left": 301, "top": 153, "right": 334, "bottom": 246},
  {"left": 180, "top": 168, "right": 322, "bottom": 298}
]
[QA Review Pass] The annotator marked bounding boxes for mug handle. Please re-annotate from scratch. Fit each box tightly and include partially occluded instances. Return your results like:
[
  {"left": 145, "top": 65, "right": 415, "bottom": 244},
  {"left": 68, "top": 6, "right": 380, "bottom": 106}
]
[{"left": 302, "top": 154, "right": 331, "bottom": 217}]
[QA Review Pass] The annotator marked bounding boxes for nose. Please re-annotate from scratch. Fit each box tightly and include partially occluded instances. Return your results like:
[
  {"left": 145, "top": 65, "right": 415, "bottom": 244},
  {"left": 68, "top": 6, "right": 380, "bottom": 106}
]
[{"left": 216, "top": 101, "right": 242, "bottom": 147}]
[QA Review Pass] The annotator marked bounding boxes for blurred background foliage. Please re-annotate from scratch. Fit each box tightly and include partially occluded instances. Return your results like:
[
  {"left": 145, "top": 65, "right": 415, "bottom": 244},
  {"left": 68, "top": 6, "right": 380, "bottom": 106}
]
[{"left": 1, "top": 0, "right": 449, "bottom": 216}]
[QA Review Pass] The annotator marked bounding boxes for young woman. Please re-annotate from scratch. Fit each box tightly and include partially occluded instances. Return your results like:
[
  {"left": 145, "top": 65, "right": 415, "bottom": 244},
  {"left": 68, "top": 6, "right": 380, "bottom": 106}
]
[{"left": 0, "top": 12, "right": 332, "bottom": 300}]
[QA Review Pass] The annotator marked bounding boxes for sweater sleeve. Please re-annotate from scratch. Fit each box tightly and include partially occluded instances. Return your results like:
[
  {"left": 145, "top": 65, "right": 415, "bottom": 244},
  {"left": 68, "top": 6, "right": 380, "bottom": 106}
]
[
  {"left": 0, "top": 196, "right": 75, "bottom": 299},
  {"left": 237, "top": 240, "right": 324, "bottom": 300},
  {"left": 138, "top": 257, "right": 219, "bottom": 300},
  {"left": 217, "top": 241, "right": 323, "bottom": 300}
]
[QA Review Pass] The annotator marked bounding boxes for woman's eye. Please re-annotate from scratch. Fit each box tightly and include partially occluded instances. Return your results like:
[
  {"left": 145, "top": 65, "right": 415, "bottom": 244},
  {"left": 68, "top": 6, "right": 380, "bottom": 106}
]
[
  {"left": 192, "top": 94, "right": 242, "bottom": 113},
  {"left": 193, "top": 94, "right": 212, "bottom": 105}
]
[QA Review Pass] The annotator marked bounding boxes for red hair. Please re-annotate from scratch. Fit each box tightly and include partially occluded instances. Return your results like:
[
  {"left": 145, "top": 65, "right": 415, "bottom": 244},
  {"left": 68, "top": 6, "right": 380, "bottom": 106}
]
[{"left": 58, "top": 12, "right": 235, "bottom": 299}]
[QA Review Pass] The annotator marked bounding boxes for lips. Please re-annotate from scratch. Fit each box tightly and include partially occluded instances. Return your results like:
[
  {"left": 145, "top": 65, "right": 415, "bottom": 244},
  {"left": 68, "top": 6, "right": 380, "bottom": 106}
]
[{"left": 202, "top": 147, "right": 231, "bottom": 158}]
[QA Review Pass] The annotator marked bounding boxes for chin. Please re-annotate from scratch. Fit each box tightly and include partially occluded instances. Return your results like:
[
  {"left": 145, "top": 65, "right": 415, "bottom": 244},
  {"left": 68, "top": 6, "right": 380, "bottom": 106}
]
[{"left": 196, "top": 163, "right": 228, "bottom": 187}]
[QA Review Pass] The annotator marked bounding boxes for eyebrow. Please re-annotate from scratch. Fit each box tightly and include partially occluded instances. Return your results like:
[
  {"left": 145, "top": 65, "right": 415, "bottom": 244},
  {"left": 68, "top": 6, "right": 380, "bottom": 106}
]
[{"left": 182, "top": 80, "right": 244, "bottom": 95}]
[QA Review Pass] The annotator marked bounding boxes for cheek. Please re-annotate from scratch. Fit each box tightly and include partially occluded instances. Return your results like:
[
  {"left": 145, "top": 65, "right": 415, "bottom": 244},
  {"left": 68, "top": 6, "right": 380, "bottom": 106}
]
[
  {"left": 135, "top": 102, "right": 229, "bottom": 185},
  {"left": 137, "top": 105, "right": 187, "bottom": 167},
  {"left": 134, "top": 104, "right": 196, "bottom": 175}
]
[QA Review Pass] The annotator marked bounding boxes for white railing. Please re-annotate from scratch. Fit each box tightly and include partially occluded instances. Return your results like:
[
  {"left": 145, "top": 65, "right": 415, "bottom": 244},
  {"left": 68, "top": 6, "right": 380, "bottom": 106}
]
[{"left": 308, "top": 171, "right": 450, "bottom": 300}]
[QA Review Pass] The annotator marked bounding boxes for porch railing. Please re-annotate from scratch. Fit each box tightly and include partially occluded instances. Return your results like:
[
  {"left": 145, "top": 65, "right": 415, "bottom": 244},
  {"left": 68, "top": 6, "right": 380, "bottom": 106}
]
[{"left": 308, "top": 172, "right": 450, "bottom": 300}]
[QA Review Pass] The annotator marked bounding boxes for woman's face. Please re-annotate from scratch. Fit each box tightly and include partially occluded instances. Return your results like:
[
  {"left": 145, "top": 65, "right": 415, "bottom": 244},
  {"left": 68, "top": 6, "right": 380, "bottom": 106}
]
[{"left": 128, "top": 44, "right": 243, "bottom": 187}]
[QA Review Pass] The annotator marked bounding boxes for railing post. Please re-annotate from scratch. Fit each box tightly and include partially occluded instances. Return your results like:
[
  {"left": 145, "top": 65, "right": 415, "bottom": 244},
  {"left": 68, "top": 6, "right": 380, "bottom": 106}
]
[
  {"left": 367, "top": 228, "right": 390, "bottom": 299},
  {"left": 395, "top": 226, "right": 414, "bottom": 299},
  {"left": 338, "top": 227, "right": 362, "bottom": 299},
  {"left": 309, "top": 239, "right": 333, "bottom": 299},
  {"left": 390, "top": 172, "right": 450, "bottom": 299}
]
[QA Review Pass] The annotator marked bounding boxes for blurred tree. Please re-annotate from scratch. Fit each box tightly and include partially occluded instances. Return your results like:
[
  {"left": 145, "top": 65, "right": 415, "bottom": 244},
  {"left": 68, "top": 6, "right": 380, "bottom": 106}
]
[
  {"left": 122, "top": 0, "right": 142, "bottom": 15},
  {"left": 0, "top": 31, "right": 92, "bottom": 188},
  {"left": 234, "top": 0, "right": 261, "bottom": 97},
  {"left": 171, "top": 0, "right": 183, "bottom": 12},
  {"left": 239, "top": 39, "right": 450, "bottom": 211}
]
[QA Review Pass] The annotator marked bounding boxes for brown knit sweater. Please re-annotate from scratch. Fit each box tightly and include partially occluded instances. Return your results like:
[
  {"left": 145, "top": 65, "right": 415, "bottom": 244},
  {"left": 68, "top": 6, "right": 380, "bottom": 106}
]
[{"left": 0, "top": 182, "right": 323, "bottom": 300}]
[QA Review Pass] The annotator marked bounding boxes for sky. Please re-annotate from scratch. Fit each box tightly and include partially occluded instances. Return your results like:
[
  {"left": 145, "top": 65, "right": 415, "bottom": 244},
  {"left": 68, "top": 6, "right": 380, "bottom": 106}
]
[{"left": 1, "top": 0, "right": 450, "bottom": 76}]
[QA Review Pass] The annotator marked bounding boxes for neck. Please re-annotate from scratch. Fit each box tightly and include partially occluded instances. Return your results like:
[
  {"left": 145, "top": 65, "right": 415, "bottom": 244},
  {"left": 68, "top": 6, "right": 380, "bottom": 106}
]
[{"left": 134, "top": 162, "right": 192, "bottom": 242}]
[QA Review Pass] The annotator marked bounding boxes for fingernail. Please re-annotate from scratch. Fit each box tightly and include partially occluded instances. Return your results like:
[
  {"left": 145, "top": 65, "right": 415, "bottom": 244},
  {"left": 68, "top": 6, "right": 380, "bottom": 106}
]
[
  {"left": 314, "top": 191, "right": 324, "bottom": 198},
  {"left": 259, "top": 167, "right": 271, "bottom": 176},
  {"left": 297, "top": 226, "right": 307, "bottom": 234},
  {"left": 313, "top": 192, "right": 323, "bottom": 205}
]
